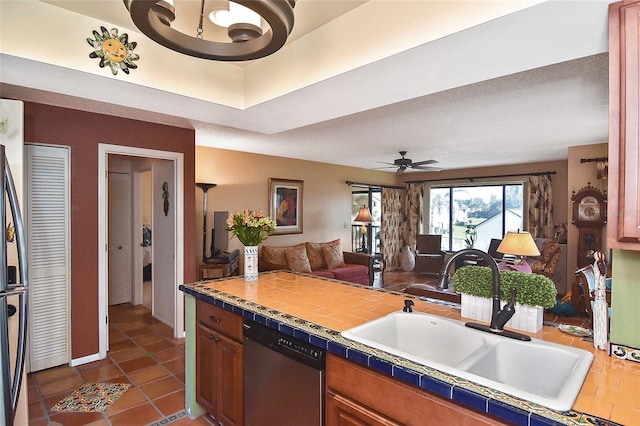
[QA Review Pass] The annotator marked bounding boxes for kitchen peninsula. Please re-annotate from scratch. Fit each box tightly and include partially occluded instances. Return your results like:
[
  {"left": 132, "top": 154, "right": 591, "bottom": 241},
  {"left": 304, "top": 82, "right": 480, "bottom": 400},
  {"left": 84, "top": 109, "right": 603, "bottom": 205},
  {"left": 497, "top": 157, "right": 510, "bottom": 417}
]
[{"left": 180, "top": 271, "right": 633, "bottom": 425}]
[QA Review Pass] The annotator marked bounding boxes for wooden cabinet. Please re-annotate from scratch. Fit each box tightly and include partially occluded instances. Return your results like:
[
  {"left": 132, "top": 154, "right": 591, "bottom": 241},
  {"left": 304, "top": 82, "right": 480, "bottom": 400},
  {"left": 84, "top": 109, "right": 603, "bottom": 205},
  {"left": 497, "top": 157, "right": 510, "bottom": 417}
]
[
  {"left": 196, "top": 300, "right": 243, "bottom": 426},
  {"left": 608, "top": 0, "right": 640, "bottom": 249},
  {"left": 326, "top": 354, "right": 507, "bottom": 426}
]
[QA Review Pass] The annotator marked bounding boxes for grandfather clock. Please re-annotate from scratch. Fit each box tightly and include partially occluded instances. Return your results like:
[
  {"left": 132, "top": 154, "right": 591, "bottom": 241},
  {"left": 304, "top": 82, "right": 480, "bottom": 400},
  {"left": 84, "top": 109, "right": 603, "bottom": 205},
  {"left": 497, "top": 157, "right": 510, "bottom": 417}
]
[{"left": 571, "top": 184, "right": 607, "bottom": 268}]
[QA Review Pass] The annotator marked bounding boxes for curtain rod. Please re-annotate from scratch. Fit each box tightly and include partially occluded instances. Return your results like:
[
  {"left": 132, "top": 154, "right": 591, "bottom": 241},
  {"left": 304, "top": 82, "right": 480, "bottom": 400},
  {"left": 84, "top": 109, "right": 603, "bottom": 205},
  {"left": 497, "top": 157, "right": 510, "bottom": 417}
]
[
  {"left": 345, "top": 180, "right": 405, "bottom": 189},
  {"left": 580, "top": 157, "right": 608, "bottom": 163},
  {"left": 404, "top": 170, "right": 556, "bottom": 184}
]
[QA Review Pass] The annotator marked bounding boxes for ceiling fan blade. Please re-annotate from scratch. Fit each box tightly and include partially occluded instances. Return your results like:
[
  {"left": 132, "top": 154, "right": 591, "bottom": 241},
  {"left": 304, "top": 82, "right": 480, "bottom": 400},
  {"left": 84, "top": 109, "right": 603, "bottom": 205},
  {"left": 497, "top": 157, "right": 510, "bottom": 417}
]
[
  {"left": 411, "top": 159, "right": 439, "bottom": 166},
  {"left": 376, "top": 161, "right": 397, "bottom": 166},
  {"left": 395, "top": 167, "right": 406, "bottom": 175},
  {"left": 411, "top": 165, "right": 442, "bottom": 171}
]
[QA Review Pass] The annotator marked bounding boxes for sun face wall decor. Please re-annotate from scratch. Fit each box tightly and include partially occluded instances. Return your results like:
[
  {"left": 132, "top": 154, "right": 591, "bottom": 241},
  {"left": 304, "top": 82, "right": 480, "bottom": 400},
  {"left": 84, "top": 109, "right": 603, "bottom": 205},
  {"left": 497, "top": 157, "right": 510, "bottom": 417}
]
[{"left": 87, "top": 26, "right": 139, "bottom": 75}]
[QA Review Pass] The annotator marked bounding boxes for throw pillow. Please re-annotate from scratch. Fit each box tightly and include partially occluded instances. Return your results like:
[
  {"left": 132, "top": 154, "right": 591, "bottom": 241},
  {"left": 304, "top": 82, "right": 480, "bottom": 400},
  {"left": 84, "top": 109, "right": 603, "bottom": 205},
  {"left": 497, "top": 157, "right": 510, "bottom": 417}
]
[
  {"left": 262, "top": 243, "right": 304, "bottom": 267},
  {"left": 306, "top": 239, "right": 340, "bottom": 270},
  {"left": 322, "top": 245, "right": 345, "bottom": 269},
  {"left": 285, "top": 246, "right": 312, "bottom": 273}
]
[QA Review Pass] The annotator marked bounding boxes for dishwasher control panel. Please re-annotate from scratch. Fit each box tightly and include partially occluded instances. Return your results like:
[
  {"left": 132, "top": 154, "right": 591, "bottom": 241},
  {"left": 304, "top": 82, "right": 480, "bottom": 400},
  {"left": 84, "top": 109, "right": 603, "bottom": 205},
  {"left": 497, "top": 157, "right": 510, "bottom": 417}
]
[
  {"left": 277, "top": 337, "right": 323, "bottom": 361},
  {"left": 244, "top": 320, "right": 325, "bottom": 370}
]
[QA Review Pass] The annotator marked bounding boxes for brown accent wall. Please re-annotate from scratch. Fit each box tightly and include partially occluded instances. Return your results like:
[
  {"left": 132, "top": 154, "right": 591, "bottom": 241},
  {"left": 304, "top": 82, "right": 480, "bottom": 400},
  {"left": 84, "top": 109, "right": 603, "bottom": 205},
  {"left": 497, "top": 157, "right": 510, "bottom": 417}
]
[{"left": 23, "top": 102, "right": 196, "bottom": 360}]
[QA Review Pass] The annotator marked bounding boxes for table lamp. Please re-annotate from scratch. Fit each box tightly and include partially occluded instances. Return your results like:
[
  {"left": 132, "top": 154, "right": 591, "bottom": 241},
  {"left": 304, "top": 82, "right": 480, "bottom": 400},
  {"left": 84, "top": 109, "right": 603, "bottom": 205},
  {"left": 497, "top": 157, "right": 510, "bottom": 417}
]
[
  {"left": 497, "top": 230, "right": 540, "bottom": 263},
  {"left": 354, "top": 206, "right": 373, "bottom": 253}
]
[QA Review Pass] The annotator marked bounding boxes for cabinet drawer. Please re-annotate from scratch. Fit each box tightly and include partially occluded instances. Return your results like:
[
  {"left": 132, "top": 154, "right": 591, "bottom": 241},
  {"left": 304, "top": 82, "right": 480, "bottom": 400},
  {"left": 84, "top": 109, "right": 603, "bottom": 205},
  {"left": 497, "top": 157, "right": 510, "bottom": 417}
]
[{"left": 196, "top": 299, "right": 243, "bottom": 342}]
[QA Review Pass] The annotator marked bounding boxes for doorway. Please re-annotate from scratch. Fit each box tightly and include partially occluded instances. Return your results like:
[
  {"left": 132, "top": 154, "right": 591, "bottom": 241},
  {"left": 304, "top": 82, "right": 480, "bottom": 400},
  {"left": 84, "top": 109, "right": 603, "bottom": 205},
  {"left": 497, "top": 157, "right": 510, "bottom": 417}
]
[{"left": 98, "top": 144, "right": 185, "bottom": 360}]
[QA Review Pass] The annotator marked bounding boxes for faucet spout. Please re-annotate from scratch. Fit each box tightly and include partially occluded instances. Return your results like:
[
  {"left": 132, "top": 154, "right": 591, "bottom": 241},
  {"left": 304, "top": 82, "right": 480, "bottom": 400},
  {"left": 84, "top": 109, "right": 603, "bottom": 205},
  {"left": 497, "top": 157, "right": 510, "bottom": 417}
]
[{"left": 438, "top": 248, "right": 531, "bottom": 341}]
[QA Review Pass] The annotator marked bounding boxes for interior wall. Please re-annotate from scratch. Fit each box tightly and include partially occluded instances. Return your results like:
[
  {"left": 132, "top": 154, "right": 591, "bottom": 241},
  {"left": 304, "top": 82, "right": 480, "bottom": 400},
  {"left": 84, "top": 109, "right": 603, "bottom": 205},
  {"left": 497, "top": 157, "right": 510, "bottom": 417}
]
[
  {"left": 22, "top": 101, "right": 196, "bottom": 360},
  {"left": 195, "top": 146, "right": 397, "bottom": 264}
]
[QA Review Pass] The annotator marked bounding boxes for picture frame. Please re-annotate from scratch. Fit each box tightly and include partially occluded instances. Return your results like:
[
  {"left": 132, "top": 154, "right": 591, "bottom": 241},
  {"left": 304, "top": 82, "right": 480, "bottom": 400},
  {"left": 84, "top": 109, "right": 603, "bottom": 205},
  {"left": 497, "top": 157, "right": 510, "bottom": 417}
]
[{"left": 269, "top": 178, "right": 303, "bottom": 234}]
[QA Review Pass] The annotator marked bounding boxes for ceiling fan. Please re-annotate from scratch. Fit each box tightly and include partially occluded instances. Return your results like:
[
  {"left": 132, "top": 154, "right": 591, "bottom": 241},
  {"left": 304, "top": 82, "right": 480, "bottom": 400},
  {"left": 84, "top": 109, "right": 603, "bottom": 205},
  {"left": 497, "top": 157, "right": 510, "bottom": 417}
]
[{"left": 377, "top": 151, "right": 441, "bottom": 174}]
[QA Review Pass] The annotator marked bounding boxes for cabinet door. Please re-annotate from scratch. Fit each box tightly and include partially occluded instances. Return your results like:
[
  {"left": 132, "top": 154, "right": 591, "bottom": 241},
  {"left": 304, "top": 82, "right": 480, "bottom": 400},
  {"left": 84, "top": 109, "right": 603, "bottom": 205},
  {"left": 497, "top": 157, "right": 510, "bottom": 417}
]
[
  {"left": 196, "top": 323, "right": 219, "bottom": 416},
  {"left": 196, "top": 322, "right": 243, "bottom": 426},
  {"left": 217, "top": 335, "right": 244, "bottom": 426},
  {"left": 327, "top": 392, "right": 399, "bottom": 426},
  {"left": 609, "top": 0, "right": 640, "bottom": 248}
]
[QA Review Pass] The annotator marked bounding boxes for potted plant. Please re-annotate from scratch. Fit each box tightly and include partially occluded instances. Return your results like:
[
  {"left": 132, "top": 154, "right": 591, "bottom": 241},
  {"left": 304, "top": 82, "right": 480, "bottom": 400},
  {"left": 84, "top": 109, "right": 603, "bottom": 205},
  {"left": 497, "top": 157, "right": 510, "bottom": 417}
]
[{"left": 453, "top": 266, "right": 557, "bottom": 333}]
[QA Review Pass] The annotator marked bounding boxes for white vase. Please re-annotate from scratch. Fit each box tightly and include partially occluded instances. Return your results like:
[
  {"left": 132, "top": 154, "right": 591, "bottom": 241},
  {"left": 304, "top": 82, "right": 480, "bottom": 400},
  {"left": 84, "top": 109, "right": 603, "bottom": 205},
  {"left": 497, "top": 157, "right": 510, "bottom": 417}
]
[
  {"left": 460, "top": 294, "right": 543, "bottom": 333},
  {"left": 244, "top": 245, "right": 259, "bottom": 282},
  {"left": 399, "top": 246, "right": 415, "bottom": 272}
]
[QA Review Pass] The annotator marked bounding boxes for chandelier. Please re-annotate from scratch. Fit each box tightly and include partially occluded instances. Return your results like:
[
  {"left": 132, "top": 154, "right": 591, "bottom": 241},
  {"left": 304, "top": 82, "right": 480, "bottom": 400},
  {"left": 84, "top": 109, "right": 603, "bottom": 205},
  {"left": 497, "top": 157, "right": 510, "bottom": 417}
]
[{"left": 124, "top": 0, "right": 296, "bottom": 61}]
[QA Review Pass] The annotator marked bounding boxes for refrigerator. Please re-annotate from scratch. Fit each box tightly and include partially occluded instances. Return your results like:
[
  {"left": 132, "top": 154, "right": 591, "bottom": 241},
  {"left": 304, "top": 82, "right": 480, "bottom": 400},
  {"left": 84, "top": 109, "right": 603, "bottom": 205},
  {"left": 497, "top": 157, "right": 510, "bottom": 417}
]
[{"left": 0, "top": 142, "right": 29, "bottom": 425}]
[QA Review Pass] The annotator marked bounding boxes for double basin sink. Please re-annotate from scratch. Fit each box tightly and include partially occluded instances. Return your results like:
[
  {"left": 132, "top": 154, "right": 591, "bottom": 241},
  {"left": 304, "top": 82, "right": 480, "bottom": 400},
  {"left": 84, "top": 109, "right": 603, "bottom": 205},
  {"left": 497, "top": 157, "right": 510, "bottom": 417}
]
[{"left": 341, "top": 311, "right": 593, "bottom": 411}]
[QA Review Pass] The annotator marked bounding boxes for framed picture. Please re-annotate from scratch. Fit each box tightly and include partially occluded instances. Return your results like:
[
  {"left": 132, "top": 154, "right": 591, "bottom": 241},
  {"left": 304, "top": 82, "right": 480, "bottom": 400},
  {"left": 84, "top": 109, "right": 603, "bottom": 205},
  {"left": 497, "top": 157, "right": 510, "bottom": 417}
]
[{"left": 269, "top": 178, "right": 303, "bottom": 234}]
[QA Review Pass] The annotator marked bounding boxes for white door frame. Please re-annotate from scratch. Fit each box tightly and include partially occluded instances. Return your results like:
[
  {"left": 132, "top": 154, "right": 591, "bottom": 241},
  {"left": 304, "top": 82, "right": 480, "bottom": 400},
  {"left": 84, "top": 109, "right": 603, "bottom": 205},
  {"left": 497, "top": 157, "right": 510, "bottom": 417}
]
[{"left": 98, "top": 144, "right": 184, "bottom": 360}]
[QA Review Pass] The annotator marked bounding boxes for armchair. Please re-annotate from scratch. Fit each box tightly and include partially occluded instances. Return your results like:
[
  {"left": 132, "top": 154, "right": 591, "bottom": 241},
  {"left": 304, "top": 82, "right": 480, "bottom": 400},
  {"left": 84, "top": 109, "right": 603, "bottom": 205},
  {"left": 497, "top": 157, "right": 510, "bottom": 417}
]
[{"left": 414, "top": 234, "right": 445, "bottom": 275}]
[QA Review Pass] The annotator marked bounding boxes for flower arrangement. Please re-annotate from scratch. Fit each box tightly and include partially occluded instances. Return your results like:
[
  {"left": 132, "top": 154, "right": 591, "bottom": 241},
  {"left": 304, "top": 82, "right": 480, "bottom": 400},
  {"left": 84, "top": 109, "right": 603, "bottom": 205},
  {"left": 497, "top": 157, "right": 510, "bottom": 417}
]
[{"left": 226, "top": 209, "right": 276, "bottom": 246}]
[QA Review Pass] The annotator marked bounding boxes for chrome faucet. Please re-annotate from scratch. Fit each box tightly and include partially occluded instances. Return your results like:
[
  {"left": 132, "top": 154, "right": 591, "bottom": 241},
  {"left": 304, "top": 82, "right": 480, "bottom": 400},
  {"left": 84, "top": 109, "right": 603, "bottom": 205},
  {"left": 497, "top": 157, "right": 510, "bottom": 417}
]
[{"left": 437, "top": 248, "right": 531, "bottom": 341}]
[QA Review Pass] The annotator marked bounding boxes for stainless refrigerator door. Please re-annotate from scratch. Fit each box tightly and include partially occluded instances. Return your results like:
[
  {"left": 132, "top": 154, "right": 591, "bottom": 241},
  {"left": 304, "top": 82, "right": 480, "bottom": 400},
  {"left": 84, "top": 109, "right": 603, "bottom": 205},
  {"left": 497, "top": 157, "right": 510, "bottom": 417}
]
[{"left": 0, "top": 145, "right": 29, "bottom": 425}]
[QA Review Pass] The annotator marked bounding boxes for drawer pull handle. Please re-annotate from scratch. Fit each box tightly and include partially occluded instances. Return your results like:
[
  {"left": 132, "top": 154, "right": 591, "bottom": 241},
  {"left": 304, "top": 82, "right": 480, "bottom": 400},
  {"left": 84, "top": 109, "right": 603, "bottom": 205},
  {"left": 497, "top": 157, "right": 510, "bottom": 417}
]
[
  {"left": 209, "top": 315, "right": 221, "bottom": 323},
  {"left": 208, "top": 334, "right": 220, "bottom": 342}
]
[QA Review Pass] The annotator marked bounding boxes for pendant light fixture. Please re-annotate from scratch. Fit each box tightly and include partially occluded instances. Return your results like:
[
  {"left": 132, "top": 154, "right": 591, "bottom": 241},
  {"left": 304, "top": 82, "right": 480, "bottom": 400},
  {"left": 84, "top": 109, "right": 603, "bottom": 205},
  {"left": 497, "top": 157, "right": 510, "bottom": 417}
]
[{"left": 124, "top": 0, "right": 296, "bottom": 61}]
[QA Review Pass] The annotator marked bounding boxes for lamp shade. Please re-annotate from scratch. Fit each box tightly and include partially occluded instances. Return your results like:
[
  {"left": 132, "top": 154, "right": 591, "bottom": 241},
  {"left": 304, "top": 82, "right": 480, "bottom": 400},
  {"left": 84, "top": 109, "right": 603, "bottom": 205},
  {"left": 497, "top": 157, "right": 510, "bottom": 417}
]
[
  {"left": 497, "top": 230, "right": 540, "bottom": 257},
  {"left": 354, "top": 206, "right": 373, "bottom": 223}
]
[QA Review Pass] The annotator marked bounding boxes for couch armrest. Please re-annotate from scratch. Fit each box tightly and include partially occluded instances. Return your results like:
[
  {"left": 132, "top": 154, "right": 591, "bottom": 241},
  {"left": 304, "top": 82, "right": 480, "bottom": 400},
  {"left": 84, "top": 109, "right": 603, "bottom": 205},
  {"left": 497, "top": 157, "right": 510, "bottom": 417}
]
[{"left": 343, "top": 252, "right": 374, "bottom": 285}]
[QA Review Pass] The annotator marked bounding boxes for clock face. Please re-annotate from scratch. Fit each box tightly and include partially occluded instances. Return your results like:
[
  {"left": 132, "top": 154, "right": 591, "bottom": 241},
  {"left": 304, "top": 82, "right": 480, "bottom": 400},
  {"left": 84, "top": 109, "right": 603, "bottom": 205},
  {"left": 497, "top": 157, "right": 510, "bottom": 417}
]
[{"left": 578, "top": 196, "right": 601, "bottom": 221}]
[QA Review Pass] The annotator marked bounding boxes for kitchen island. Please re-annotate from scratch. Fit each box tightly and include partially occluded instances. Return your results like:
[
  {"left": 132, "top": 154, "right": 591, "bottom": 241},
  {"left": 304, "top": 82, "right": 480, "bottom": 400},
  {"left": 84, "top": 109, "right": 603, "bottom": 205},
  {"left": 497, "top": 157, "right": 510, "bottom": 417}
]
[{"left": 180, "top": 271, "right": 635, "bottom": 425}]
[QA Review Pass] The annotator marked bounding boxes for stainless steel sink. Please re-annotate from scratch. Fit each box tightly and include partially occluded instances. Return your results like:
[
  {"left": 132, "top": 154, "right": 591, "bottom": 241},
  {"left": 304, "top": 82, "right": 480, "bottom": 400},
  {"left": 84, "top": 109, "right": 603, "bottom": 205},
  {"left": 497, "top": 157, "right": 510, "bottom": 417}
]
[{"left": 341, "top": 311, "right": 593, "bottom": 411}]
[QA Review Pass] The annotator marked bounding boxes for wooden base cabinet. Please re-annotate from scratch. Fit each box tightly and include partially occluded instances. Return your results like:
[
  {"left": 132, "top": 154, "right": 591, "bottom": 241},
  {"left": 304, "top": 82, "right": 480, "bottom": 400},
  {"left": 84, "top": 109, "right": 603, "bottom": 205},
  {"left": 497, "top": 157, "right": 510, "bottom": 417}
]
[
  {"left": 327, "top": 392, "right": 400, "bottom": 426},
  {"left": 196, "top": 300, "right": 243, "bottom": 426},
  {"left": 327, "top": 354, "right": 507, "bottom": 426}
]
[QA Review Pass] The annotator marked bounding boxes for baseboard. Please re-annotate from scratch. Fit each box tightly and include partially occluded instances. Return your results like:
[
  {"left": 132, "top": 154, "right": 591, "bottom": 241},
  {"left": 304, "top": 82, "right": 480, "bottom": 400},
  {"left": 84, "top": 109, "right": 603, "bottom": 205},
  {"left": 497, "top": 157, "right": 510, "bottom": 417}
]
[{"left": 70, "top": 352, "right": 102, "bottom": 367}]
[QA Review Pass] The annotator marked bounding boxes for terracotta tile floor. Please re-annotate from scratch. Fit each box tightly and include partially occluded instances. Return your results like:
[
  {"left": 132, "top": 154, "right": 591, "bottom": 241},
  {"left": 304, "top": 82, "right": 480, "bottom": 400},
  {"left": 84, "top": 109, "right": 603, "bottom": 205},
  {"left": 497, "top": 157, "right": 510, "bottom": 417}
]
[{"left": 27, "top": 303, "right": 214, "bottom": 426}]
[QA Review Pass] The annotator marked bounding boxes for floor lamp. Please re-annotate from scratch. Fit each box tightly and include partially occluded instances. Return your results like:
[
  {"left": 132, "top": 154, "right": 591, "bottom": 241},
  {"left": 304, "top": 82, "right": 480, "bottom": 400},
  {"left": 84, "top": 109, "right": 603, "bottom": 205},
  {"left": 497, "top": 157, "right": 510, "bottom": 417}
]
[
  {"left": 354, "top": 206, "right": 373, "bottom": 253},
  {"left": 196, "top": 183, "right": 217, "bottom": 262}
]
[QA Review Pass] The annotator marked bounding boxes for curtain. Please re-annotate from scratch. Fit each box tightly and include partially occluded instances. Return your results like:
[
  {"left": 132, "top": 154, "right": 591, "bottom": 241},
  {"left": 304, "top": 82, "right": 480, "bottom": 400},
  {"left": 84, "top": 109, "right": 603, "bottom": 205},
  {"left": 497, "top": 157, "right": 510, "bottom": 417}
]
[
  {"left": 528, "top": 175, "right": 553, "bottom": 238},
  {"left": 381, "top": 187, "right": 405, "bottom": 270},
  {"left": 405, "top": 183, "right": 424, "bottom": 250}
]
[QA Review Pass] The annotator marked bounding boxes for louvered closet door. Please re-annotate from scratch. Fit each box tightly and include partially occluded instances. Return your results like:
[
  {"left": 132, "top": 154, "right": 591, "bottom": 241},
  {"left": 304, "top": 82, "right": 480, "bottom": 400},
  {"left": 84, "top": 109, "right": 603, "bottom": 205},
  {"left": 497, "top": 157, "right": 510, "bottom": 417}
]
[
  {"left": 26, "top": 145, "right": 71, "bottom": 372},
  {"left": 108, "top": 172, "right": 131, "bottom": 305}
]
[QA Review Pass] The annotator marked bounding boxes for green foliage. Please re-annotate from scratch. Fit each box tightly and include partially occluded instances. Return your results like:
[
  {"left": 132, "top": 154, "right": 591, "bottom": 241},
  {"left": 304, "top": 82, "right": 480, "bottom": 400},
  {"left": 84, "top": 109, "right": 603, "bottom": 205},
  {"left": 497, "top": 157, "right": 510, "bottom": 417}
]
[{"left": 452, "top": 266, "right": 557, "bottom": 308}]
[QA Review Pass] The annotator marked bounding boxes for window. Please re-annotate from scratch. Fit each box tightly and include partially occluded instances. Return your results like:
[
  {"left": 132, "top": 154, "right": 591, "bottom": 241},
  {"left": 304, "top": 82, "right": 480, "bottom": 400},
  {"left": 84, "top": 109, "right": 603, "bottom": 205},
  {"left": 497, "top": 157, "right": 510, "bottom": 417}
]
[{"left": 429, "top": 183, "right": 524, "bottom": 252}]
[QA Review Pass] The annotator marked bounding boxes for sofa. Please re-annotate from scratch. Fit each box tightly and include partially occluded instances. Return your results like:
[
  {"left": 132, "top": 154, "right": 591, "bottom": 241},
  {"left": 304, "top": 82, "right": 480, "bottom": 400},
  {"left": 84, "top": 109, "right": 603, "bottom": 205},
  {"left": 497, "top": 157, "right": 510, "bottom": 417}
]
[{"left": 258, "top": 239, "right": 374, "bottom": 286}]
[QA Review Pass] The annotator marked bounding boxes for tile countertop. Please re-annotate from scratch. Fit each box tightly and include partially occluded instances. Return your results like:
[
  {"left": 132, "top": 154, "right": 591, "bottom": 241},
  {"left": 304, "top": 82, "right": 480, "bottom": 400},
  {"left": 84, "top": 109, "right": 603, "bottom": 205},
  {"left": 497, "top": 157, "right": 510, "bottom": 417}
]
[{"left": 180, "top": 271, "right": 639, "bottom": 426}]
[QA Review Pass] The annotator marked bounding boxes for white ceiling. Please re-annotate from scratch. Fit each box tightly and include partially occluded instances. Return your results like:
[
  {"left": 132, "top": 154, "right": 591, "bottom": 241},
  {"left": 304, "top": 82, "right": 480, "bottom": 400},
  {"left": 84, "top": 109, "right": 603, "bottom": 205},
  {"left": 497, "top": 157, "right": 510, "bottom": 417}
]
[{"left": 0, "top": 0, "right": 612, "bottom": 172}]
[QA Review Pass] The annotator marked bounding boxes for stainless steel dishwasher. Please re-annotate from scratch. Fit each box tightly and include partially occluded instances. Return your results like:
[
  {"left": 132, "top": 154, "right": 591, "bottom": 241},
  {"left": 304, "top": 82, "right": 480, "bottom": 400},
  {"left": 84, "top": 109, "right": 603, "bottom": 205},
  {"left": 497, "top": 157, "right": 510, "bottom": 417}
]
[{"left": 243, "top": 320, "right": 325, "bottom": 426}]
